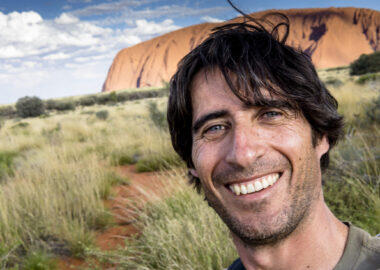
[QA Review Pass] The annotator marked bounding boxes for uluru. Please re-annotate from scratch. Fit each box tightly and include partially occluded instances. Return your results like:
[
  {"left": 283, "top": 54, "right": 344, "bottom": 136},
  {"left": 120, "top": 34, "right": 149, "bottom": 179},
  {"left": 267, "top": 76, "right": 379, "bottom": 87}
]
[{"left": 102, "top": 7, "right": 380, "bottom": 92}]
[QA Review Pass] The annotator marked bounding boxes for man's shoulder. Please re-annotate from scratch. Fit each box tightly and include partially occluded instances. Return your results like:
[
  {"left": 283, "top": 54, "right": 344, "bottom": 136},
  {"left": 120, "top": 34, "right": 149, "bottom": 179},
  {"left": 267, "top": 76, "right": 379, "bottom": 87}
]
[
  {"left": 334, "top": 223, "right": 380, "bottom": 270},
  {"left": 227, "top": 258, "right": 246, "bottom": 270}
]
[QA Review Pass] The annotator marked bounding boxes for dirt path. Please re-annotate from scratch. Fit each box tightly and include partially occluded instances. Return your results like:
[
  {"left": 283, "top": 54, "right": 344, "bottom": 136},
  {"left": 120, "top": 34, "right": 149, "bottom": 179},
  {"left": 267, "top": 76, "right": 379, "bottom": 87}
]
[{"left": 57, "top": 165, "right": 165, "bottom": 269}]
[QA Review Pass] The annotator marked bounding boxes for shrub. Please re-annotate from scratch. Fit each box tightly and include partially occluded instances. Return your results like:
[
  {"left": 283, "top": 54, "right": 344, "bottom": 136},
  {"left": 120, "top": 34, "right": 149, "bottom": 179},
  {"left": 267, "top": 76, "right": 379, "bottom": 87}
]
[
  {"left": 350, "top": 51, "right": 380, "bottom": 75},
  {"left": 0, "top": 151, "right": 17, "bottom": 181},
  {"left": 356, "top": 73, "right": 380, "bottom": 85},
  {"left": 45, "top": 99, "right": 58, "bottom": 110},
  {"left": 324, "top": 77, "right": 343, "bottom": 87},
  {"left": 147, "top": 102, "right": 167, "bottom": 130},
  {"left": 16, "top": 96, "right": 45, "bottom": 118},
  {"left": 78, "top": 96, "right": 97, "bottom": 107},
  {"left": 53, "top": 101, "right": 76, "bottom": 111},
  {"left": 0, "top": 106, "right": 17, "bottom": 118},
  {"left": 95, "top": 110, "right": 109, "bottom": 120},
  {"left": 97, "top": 92, "right": 117, "bottom": 105}
]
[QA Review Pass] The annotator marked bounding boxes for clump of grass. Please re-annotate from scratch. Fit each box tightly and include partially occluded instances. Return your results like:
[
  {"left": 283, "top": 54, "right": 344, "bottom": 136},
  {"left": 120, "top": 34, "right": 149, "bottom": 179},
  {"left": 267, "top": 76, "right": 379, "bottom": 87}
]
[
  {"left": 136, "top": 150, "right": 183, "bottom": 172},
  {"left": 324, "top": 131, "right": 379, "bottom": 235},
  {"left": 100, "top": 170, "right": 237, "bottom": 269},
  {"left": 324, "top": 76, "right": 343, "bottom": 87},
  {"left": 0, "top": 151, "right": 18, "bottom": 181},
  {"left": 22, "top": 250, "right": 58, "bottom": 270},
  {"left": 147, "top": 101, "right": 167, "bottom": 130},
  {"left": 356, "top": 73, "right": 380, "bottom": 85},
  {"left": 96, "top": 110, "right": 109, "bottom": 120}
]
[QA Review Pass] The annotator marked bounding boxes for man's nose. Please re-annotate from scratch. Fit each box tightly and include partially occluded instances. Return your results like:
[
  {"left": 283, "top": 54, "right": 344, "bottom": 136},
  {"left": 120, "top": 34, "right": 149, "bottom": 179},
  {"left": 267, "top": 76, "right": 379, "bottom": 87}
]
[{"left": 224, "top": 126, "right": 266, "bottom": 168}]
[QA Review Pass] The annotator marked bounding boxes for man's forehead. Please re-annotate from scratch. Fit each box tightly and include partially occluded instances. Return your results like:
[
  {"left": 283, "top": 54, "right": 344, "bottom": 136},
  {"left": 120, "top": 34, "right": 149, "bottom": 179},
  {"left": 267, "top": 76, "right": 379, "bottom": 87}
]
[{"left": 190, "top": 67, "right": 291, "bottom": 112}]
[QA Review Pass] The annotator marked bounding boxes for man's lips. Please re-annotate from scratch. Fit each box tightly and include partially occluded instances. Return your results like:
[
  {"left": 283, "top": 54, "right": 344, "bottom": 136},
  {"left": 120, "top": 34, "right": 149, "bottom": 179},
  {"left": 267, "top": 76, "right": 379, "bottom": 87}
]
[{"left": 225, "top": 173, "right": 281, "bottom": 196}]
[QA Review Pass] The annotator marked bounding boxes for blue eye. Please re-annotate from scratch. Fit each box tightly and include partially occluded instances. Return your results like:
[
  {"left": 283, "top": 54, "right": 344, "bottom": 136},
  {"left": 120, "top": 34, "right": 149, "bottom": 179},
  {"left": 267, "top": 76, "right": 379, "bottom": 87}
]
[
  {"left": 207, "top": 125, "right": 224, "bottom": 132},
  {"left": 263, "top": 111, "right": 282, "bottom": 118}
]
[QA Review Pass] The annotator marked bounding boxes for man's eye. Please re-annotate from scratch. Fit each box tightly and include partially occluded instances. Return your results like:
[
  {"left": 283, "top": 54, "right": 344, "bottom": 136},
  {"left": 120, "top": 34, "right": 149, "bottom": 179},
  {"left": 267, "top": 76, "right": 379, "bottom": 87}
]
[
  {"left": 202, "top": 124, "right": 227, "bottom": 139},
  {"left": 262, "top": 111, "right": 282, "bottom": 119}
]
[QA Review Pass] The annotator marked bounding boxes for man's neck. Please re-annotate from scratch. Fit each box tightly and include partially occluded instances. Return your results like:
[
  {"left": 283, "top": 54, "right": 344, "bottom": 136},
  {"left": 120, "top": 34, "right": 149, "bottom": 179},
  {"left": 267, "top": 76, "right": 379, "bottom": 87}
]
[{"left": 231, "top": 199, "right": 349, "bottom": 270}]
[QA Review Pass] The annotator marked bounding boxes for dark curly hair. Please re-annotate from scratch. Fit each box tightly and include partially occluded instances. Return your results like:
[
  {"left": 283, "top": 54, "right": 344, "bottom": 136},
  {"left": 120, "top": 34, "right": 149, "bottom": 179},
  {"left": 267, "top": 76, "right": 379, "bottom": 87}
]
[{"left": 167, "top": 7, "right": 344, "bottom": 191}]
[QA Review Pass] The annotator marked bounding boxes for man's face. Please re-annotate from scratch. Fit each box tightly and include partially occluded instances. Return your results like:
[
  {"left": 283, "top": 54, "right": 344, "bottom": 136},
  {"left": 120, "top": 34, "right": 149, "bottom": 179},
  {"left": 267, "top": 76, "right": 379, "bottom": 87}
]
[{"left": 190, "top": 69, "right": 329, "bottom": 245}]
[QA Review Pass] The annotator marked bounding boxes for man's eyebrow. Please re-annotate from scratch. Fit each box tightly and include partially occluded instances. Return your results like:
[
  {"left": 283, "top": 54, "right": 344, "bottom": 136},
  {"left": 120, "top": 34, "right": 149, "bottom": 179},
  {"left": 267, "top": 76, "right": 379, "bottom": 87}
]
[{"left": 192, "top": 110, "right": 228, "bottom": 133}]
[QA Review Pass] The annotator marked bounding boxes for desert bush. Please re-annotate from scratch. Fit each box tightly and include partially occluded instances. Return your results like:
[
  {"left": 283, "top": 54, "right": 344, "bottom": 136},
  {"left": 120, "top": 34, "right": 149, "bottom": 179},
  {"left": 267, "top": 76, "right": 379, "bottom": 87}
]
[
  {"left": 0, "top": 106, "right": 17, "bottom": 118},
  {"left": 78, "top": 95, "right": 97, "bottom": 106},
  {"left": 16, "top": 96, "right": 45, "bottom": 118},
  {"left": 54, "top": 100, "right": 76, "bottom": 111},
  {"left": 97, "top": 92, "right": 117, "bottom": 105},
  {"left": 95, "top": 110, "right": 109, "bottom": 120},
  {"left": 147, "top": 101, "right": 167, "bottom": 130},
  {"left": 136, "top": 151, "right": 182, "bottom": 172},
  {"left": 350, "top": 51, "right": 380, "bottom": 75},
  {"left": 324, "top": 77, "right": 343, "bottom": 87},
  {"left": 356, "top": 73, "right": 380, "bottom": 85},
  {"left": 0, "top": 151, "right": 17, "bottom": 181}
]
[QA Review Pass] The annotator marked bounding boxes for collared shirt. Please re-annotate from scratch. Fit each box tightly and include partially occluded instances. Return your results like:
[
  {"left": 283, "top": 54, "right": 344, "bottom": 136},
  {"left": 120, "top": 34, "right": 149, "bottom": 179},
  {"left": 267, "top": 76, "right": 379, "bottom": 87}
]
[{"left": 227, "top": 223, "right": 380, "bottom": 270}]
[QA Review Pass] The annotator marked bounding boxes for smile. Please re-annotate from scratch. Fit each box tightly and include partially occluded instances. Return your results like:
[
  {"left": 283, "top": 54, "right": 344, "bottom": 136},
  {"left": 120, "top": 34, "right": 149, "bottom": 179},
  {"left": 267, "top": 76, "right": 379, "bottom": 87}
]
[{"left": 227, "top": 173, "right": 280, "bottom": 196}]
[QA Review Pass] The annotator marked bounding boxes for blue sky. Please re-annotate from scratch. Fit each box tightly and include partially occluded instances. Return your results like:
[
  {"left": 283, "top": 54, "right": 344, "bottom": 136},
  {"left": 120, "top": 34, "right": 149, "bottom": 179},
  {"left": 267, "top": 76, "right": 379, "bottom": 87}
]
[{"left": 0, "top": 0, "right": 378, "bottom": 104}]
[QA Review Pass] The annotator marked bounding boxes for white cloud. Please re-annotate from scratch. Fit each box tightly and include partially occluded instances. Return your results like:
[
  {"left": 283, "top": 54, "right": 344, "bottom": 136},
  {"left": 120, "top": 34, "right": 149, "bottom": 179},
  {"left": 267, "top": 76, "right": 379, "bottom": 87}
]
[
  {"left": 201, "top": 16, "right": 223, "bottom": 23},
  {"left": 0, "top": 9, "right": 181, "bottom": 104},
  {"left": 54, "top": 13, "right": 79, "bottom": 24},
  {"left": 124, "top": 19, "right": 179, "bottom": 36},
  {"left": 70, "top": 0, "right": 155, "bottom": 17}
]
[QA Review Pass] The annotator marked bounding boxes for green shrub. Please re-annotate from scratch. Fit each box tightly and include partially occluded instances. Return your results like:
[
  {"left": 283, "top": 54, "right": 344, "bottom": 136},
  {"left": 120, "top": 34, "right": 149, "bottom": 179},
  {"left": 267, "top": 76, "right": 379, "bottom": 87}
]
[
  {"left": 95, "top": 110, "right": 109, "bottom": 120},
  {"left": 324, "top": 77, "right": 343, "bottom": 87},
  {"left": 22, "top": 250, "right": 57, "bottom": 270},
  {"left": 53, "top": 101, "right": 76, "bottom": 111},
  {"left": 0, "top": 151, "right": 18, "bottom": 181},
  {"left": 97, "top": 92, "right": 117, "bottom": 105},
  {"left": 78, "top": 95, "right": 97, "bottom": 106},
  {"left": 0, "top": 106, "right": 17, "bottom": 118},
  {"left": 136, "top": 151, "right": 183, "bottom": 172},
  {"left": 356, "top": 73, "right": 380, "bottom": 85},
  {"left": 16, "top": 96, "right": 45, "bottom": 118},
  {"left": 147, "top": 101, "right": 167, "bottom": 130},
  {"left": 350, "top": 51, "right": 380, "bottom": 75},
  {"left": 45, "top": 99, "right": 58, "bottom": 110}
]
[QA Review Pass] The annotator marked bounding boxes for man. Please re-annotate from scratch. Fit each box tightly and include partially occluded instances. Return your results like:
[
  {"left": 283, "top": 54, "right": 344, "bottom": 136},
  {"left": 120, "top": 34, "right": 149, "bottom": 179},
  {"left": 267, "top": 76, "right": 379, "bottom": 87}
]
[{"left": 167, "top": 12, "right": 380, "bottom": 270}]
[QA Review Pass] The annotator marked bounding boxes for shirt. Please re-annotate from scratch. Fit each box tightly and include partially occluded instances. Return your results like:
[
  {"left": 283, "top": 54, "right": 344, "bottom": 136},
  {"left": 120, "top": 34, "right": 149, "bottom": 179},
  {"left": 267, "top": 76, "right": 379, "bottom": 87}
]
[{"left": 227, "top": 223, "right": 380, "bottom": 270}]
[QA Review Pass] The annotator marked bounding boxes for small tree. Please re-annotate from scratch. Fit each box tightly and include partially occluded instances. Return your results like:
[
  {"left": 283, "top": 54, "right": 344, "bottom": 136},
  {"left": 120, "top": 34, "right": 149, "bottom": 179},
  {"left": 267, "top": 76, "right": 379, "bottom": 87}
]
[
  {"left": 350, "top": 51, "right": 380, "bottom": 75},
  {"left": 16, "top": 96, "right": 45, "bottom": 118}
]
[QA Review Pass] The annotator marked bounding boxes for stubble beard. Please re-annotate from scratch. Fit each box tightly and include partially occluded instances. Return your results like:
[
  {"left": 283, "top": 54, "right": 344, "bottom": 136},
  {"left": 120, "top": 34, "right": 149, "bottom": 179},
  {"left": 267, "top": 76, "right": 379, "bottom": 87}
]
[{"left": 204, "top": 157, "right": 320, "bottom": 246}]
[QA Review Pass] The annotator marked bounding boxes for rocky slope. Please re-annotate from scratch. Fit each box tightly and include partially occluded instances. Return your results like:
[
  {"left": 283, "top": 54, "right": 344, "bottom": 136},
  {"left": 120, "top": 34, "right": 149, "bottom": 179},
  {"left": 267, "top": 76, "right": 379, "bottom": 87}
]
[{"left": 103, "top": 7, "right": 379, "bottom": 92}]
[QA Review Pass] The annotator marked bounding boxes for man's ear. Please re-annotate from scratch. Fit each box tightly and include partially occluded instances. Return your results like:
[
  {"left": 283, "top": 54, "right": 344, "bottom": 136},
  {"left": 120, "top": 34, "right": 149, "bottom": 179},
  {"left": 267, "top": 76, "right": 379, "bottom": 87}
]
[
  {"left": 316, "top": 135, "right": 329, "bottom": 159},
  {"left": 189, "top": 168, "right": 199, "bottom": 178}
]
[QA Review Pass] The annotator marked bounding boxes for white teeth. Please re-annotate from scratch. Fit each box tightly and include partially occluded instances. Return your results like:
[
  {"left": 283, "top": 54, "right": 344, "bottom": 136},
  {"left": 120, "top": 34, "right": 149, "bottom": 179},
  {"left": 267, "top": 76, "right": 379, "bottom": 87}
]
[
  {"left": 233, "top": 184, "right": 241, "bottom": 195},
  {"left": 228, "top": 173, "right": 280, "bottom": 196},
  {"left": 247, "top": 183, "right": 255, "bottom": 193},
  {"left": 262, "top": 179, "right": 269, "bottom": 188},
  {"left": 240, "top": 185, "right": 247, "bottom": 195},
  {"left": 254, "top": 181, "right": 263, "bottom": 191}
]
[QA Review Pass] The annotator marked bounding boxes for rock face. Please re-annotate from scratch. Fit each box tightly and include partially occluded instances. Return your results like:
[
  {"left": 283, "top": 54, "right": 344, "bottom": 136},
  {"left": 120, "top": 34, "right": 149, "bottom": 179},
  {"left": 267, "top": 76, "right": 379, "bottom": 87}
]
[{"left": 102, "top": 7, "right": 380, "bottom": 92}]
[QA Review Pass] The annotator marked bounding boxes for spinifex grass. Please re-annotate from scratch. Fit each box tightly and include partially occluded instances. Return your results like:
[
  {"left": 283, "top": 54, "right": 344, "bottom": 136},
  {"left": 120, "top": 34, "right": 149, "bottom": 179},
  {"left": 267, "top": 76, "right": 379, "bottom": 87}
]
[{"left": 95, "top": 170, "right": 238, "bottom": 270}]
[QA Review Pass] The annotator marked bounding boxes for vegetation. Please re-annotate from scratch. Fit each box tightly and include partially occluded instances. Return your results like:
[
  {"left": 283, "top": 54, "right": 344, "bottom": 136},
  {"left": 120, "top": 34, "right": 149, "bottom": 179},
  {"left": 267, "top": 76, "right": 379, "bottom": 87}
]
[
  {"left": 350, "top": 51, "right": 380, "bottom": 75},
  {"left": 16, "top": 96, "right": 45, "bottom": 118},
  {"left": 0, "top": 68, "right": 378, "bottom": 268}
]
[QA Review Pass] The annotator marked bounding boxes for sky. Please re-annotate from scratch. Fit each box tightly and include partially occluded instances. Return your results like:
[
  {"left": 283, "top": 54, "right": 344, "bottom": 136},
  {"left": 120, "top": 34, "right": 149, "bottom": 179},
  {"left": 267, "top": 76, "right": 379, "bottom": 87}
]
[{"left": 0, "top": 0, "right": 379, "bottom": 104}]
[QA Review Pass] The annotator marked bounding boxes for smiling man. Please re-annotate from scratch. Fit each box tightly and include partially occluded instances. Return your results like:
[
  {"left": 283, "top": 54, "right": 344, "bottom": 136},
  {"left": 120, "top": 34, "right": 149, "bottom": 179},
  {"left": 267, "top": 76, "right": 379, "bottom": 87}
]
[{"left": 167, "top": 13, "right": 380, "bottom": 270}]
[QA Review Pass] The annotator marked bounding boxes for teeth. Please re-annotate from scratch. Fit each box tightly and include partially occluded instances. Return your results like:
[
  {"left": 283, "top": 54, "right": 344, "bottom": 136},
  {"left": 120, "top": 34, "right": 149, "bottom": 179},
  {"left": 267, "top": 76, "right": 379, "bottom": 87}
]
[
  {"left": 262, "top": 179, "right": 269, "bottom": 188},
  {"left": 247, "top": 183, "right": 255, "bottom": 193},
  {"left": 254, "top": 181, "right": 263, "bottom": 191},
  {"left": 228, "top": 173, "right": 280, "bottom": 196},
  {"left": 233, "top": 184, "right": 241, "bottom": 195}
]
